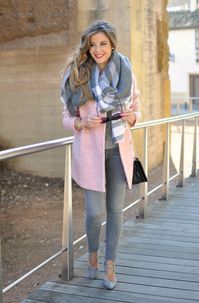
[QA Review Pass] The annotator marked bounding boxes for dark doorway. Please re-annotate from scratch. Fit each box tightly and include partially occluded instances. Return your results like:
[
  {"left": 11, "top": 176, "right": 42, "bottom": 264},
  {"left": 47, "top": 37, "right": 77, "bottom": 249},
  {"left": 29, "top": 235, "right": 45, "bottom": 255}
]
[{"left": 190, "top": 74, "right": 199, "bottom": 106}]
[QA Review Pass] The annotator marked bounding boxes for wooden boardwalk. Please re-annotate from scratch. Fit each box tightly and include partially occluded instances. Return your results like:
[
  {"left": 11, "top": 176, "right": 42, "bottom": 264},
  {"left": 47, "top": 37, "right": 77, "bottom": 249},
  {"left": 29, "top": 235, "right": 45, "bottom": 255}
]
[{"left": 22, "top": 176, "right": 199, "bottom": 303}]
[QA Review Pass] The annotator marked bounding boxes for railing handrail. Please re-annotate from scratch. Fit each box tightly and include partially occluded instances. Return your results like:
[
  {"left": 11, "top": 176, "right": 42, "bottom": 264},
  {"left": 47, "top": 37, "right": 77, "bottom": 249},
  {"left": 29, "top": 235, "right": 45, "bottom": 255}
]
[
  {"left": 132, "top": 112, "right": 199, "bottom": 129},
  {"left": 172, "top": 96, "right": 199, "bottom": 100},
  {"left": 0, "top": 112, "right": 198, "bottom": 162},
  {"left": 2, "top": 247, "right": 67, "bottom": 294},
  {"left": 0, "top": 137, "right": 73, "bottom": 162},
  {"left": 0, "top": 112, "right": 199, "bottom": 299}
]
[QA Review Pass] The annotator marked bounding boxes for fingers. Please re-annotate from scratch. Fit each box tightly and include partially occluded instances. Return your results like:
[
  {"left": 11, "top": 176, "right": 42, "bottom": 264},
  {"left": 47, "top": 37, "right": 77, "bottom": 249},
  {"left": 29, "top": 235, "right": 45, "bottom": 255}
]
[
  {"left": 87, "top": 117, "right": 102, "bottom": 127},
  {"left": 82, "top": 116, "right": 102, "bottom": 131},
  {"left": 87, "top": 116, "right": 102, "bottom": 123},
  {"left": 121, "top": 110, "right": 133, "bottom": 116},
  {"left": 121, "top": 111, "right": 136, "bottom": 125}
]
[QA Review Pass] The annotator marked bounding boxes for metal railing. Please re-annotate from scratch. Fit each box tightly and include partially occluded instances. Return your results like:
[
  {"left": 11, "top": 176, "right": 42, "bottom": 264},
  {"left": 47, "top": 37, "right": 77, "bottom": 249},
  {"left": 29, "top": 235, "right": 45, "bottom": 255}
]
[{"left": 0, "top": 112, "right": 198, "bottom": 302}]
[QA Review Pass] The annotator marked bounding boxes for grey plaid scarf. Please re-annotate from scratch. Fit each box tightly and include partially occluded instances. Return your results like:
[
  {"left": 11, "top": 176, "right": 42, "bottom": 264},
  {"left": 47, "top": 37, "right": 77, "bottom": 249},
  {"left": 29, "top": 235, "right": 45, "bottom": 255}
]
[{"left": 61, "top": 50, "right": 132, "bottom": 143}]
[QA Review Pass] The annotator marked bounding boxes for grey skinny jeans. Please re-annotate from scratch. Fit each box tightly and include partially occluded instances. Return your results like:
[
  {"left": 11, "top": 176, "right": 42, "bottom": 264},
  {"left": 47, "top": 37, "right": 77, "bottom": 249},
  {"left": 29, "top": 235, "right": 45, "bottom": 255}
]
[{"left": 84, "top": 146, "right": 126, "bottom": 261}]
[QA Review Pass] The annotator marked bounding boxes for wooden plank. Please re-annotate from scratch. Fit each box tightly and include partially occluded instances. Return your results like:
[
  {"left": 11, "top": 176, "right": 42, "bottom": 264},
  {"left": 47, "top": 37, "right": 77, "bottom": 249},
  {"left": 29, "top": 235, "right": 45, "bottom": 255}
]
[
  {"left": 148, "top": 211, "right": 199, "bottom": 220},
  {"left": 25, "top": 289, "right": 116, "bottom": 303},
  {"left": 157, "top": 201, "right": 199, "bottom": 207},
  {"left": 170, "top": 195, "right": 199, "bottom": 200},
  {"left": 122, "top": 229, "right": 199, "bottom": 243},
  {"left": 123, "top": 221, "right": 199, "bottom": 234},
  {"left": 123, "top": 221, "right": 199, "bottom": 236},
  {"left": 170, "top": 189, "right": 199, "bottom": 195},
  {"left": 119, "top": 242, "right": 199, "bottom": 255},
  {"left": 148, "top": 209, "right": 199, "bottom": 218},
  {"left": 148, "top": 208, "right": 199, "bottom": 215},
  {"left": 79, "top": 244, "right": 199, "bottom": 261},
  {"left": 79, "top": 243, "right": 199, "bottom": 260},
  {"left": 38, "top": 281, "right": 197, "bottom": 303},
  {"left": 145, "top": 217, "right": 199, "bottom": 227},
  {"left": 150, "top": 202, "right": 199, "bottom": 209},
  {"left": 124, "top": 236, "right": 199, "bottom": 249},
  {"left": 122, "top": 229, "right": 199, "bottom": 244},
  {"left": 64, "top": 277, "right": 199, "bottom": 301},
  {"left": 22, "top": 300, "right": 46, "bottom": 303},
  {"left": 76, "top": 257, "right": 199, "bottom": 275},
  {"left": 152, "top": 198, "right": 199, "bottom": 204},
  {"left": 118, "top": 245, "right": 199, "bottom": 260},
  {"left": 79, "top": 250, "right": 199, "bottom": 267},
  {"left": 73, "top": 269, "right": 199, "bottom": 291},
  {"left": 149, "top": 210, "right": 199, "bottom": 218},
  {"left": 117, "top": 252, "right": 199, "bottom": 267},
  {"left": 75, "top": 261, "right": 199, "bottom": 283},
  {"left": 115, "top": 258, "right": 199, "bottom": 275}
]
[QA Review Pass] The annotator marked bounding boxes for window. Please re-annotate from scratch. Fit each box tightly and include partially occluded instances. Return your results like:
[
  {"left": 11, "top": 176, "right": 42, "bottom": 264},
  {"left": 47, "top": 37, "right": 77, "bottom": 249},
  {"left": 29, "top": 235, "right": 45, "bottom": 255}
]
[{"left": 196, "top": 30, "right": 199, "bottom": 50}]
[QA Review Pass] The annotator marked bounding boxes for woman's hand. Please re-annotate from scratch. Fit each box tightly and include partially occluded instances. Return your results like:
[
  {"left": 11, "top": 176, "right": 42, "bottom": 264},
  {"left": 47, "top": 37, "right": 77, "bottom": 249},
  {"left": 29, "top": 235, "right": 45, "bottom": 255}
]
[
  {"left": 121, "top": 110, "right": 136, "bottom": 126},
  {"left": 82, "top": 115, "right": 102, "bottom": 132}
]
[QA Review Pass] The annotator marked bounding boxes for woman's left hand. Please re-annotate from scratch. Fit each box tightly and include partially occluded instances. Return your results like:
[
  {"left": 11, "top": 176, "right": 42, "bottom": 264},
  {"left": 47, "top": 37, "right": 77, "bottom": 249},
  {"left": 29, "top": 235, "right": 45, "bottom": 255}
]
[{"left": 121, "top": 110, "right": 136, "bottom": 126}]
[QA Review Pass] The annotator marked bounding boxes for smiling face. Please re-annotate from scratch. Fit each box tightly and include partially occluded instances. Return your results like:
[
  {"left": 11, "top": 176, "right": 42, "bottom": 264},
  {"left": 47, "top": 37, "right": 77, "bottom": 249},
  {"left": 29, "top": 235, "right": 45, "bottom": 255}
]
[{"left": 89, "top": 31, "right": 113, "bottom": 71}]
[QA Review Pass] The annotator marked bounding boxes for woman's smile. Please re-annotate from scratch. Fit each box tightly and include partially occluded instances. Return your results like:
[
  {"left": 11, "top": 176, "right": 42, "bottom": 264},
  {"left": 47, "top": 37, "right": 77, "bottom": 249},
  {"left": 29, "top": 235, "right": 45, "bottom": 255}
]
[{"left": 94, "top": 53, "right": 104, "bottom": 59}]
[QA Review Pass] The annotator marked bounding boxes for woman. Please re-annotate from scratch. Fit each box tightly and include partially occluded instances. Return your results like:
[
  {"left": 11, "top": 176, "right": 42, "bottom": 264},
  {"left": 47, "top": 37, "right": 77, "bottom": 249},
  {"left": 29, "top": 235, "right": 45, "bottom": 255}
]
[{"left": 61, "top": 20, "right": 140, "bottom": 290}]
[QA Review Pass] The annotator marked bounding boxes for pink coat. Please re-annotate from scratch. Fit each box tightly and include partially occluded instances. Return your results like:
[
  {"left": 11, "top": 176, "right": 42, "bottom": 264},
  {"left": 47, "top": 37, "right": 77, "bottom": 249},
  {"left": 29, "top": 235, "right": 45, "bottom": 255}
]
[{"left": 62, "top": 83, "right": 140, "bottom": 192}]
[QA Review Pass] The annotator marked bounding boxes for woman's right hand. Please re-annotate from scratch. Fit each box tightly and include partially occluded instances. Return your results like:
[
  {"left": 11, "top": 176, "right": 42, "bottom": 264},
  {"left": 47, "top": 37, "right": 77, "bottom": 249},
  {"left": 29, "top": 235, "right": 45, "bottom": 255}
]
[{"left": 82, "top": 115, "right": 103, "bottom": 132}]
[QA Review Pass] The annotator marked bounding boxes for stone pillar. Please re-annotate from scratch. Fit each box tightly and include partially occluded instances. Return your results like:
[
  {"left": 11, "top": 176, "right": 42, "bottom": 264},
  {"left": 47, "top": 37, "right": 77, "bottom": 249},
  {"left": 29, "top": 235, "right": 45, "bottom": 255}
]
[{"left": 130, "top": 0, "right": 170, "bottom": 169}]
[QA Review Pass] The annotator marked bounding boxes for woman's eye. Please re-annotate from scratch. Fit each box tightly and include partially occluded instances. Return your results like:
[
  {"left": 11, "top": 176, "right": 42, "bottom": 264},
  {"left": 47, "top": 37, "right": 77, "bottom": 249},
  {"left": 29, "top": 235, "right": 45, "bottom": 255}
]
[{"left": 89, "top": 42, "right": 108, "bottom": 48}]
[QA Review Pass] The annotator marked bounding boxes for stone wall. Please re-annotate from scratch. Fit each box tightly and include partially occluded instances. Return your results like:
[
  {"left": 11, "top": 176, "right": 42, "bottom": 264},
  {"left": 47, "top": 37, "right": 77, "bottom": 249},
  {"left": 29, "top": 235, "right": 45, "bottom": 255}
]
[
  {"left": 131, "top": 0, "right": 170, "bottom": 168},
  {"left": 0, "top": 0, "right": 75, "bottom": 43},
  {"left": 0, "top": 45, "right": 72, "bottom": 177},
  {"left": 0, "top": 0, "right": 170, "bottom": 177},
  {"left": 0, "top": 0, "right": 78, "bottom": 177}
]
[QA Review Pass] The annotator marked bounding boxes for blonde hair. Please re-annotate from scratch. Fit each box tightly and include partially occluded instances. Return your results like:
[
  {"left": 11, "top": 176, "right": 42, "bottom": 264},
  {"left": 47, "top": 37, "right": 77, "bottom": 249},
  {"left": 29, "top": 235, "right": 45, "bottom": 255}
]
[{"left": 65, "top": 20, "right": 118, "bottom": 99}]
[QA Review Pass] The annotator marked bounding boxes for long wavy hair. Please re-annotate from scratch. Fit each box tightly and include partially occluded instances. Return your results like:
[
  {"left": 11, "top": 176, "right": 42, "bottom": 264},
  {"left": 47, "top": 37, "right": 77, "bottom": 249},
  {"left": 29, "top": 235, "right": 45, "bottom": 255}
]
[{"left": 65, "top": 20, "right": 118, "bottom": 99}]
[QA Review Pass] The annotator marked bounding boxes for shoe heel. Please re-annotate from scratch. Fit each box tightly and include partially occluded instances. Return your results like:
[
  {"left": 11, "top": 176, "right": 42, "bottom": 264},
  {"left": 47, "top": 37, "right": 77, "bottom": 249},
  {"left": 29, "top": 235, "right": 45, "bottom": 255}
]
[
  {"left": 88, "top": 267, "right": 99, "bottom": 279},
  {"left": 88, "top": 252, "right": 99, "bottom": 280}
]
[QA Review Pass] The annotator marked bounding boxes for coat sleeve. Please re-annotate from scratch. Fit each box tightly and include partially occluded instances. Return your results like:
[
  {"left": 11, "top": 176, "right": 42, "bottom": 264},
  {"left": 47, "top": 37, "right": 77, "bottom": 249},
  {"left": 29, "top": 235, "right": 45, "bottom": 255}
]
[{"left": 62, "top": 105, "right": 77, "bottom": 131}]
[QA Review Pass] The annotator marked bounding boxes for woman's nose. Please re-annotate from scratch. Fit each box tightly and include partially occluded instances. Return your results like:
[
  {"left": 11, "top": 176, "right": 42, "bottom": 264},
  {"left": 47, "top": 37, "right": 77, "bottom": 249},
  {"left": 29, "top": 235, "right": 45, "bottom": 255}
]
[{"left": 94, "top": 44, "right": 101, "bottom": 51}]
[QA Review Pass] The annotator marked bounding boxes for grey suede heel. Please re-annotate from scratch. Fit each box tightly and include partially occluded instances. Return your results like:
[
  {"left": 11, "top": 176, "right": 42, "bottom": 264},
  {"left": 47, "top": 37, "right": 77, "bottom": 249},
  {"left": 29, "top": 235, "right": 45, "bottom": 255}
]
[
  {"left": 103, "top": 260, "right": 117, "bottom": 290},
  {"left": 88, "top": 252, "right": 99, "bottom": 279},
  {"left": 88, "top": 266, "right": 99, "bottom": 279}
]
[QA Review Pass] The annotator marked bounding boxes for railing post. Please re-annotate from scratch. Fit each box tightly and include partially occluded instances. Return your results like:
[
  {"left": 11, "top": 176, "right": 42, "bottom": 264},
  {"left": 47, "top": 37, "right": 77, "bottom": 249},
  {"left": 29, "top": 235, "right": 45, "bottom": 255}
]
[
  {"left": 189, "top": 98, "right": 193, "bottom": 113},
  {"left": 0, "top": 240, "right": 3, "bottom": 303},
  {"left": 176, "top": 99, "right": 180, "bottom": 114},
  {"left": 178, "top": 120, "right": 185, "bottom": 187},
  {"left": 191, "top": 117, "right": 198, "bottom": 177},
  {"left": 138, "top": 127, "right": 148, "bottom": 218},
  {"left": 61, "top": 144, "right": 74, "bottom": 281},
  {"left": 161, "top": 123, "right": 170, "bottom": 200}
]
